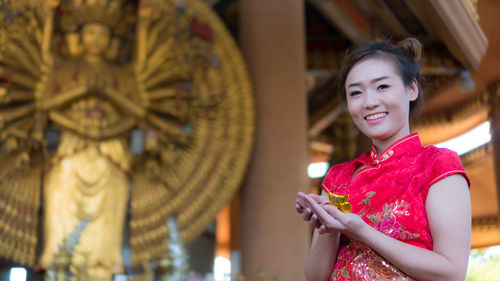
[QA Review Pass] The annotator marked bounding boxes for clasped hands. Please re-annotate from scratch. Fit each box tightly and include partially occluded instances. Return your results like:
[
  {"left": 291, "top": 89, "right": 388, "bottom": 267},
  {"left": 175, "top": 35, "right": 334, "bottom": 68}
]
[{"left": 295, "top": 192, "right": 365, "bottom": 237}]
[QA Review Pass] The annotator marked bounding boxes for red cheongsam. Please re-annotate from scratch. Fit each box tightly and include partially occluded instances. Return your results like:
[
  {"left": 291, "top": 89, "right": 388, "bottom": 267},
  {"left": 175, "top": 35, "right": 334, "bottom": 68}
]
[{"left": 321, "top": 133, "right": 470, "bottom": 281}]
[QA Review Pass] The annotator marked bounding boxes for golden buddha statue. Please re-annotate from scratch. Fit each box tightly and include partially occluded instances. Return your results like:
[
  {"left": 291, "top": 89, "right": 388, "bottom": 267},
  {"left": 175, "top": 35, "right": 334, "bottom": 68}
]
[
  {"left": 0, "top": 0, "right": 254, "bottom": 279},
  {"left": 39, "top": 4, "right": 142, "bottom": 278},
  {"left": 41, "top": 22, "right": 136, "bottom": 276}
]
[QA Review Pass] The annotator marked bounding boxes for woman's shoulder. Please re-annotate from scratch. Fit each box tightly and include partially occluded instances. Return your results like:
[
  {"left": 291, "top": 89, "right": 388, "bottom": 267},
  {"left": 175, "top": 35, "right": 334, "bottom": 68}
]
[
  {"left": 420, "top": 145, "right": 470, "bottom": 188},
  {"left": 421, "top": 145, "right": 461, "bottom": 164}
]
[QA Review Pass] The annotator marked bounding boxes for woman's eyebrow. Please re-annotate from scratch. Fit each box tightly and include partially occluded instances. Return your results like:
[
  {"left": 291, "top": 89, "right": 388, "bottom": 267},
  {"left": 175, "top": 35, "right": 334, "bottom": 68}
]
[
  {"left": 347, "top": 76, "right": 391, "bottom": 89},
  {"left": 347, "top": 82, "right": 361, "bottom": 89},
  {"left": 373, "top": 76, "right": 390, "bottom": 83}
]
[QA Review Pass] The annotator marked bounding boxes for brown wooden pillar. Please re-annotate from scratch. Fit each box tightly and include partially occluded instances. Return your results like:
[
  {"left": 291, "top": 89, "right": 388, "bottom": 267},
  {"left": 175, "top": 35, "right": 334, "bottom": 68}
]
[
  {"left": 239, "top": 0, "right": 310, "bottom": 280},
  {"left": 488, "top": 82, "right": 500, "bottom": 226}
]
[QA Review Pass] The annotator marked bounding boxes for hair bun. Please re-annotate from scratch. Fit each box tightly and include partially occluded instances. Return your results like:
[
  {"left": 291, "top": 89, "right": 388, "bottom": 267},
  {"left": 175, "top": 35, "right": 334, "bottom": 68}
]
[{"left": 397, "top": 38, "right": 422, "bottom": 61}]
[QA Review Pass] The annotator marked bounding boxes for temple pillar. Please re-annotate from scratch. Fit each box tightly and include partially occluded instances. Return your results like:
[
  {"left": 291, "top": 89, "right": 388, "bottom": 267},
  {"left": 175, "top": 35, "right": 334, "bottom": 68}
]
[{"left": 239, "top": 1, "right": 309, "bottom": 280}]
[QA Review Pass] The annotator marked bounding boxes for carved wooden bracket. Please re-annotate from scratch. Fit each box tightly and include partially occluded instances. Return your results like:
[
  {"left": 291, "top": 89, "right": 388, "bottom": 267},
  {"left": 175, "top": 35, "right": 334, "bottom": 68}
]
[{"left": 409, "top": 0, "right": 488, "bottom": 70}]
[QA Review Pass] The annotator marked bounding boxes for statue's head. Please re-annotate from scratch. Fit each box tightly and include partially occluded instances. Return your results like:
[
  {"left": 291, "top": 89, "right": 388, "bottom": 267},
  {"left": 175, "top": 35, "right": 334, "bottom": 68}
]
[
  {"left": 58, "top": 0, "right": 133, "bottom": 61},
  {"left": 80, "top": 22, "right": 111, "bottom": 57},
  {"left": 64, "top": 22, "right": 121, "bottom": 61}
]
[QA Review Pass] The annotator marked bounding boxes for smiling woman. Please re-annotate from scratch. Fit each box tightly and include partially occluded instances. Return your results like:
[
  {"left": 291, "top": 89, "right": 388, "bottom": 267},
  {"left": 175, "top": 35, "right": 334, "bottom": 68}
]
[
  {"left": 344, "top": 58, "right": 418, "bottom": 153},
  {"left": 295, "top": 38, "right": 471, "bottom": 281}
]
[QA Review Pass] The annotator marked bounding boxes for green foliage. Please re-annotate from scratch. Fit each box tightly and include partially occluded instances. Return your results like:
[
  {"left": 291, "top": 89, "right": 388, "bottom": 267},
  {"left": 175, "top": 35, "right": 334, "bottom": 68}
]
[{"left": 466, "top": 246, "right": 500, "bottom": 281}]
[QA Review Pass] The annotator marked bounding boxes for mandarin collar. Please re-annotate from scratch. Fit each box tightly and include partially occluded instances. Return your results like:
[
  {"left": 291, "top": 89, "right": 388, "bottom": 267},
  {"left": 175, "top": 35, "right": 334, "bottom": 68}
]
[{"left": 357, "top": 133, "right": 423, "bottom": 166}]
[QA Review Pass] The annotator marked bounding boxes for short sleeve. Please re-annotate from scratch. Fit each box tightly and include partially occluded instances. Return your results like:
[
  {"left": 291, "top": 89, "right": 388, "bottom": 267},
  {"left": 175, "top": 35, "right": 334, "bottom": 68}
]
[{"left": 426, "top": 147, "right": 470, "bottom": 190}]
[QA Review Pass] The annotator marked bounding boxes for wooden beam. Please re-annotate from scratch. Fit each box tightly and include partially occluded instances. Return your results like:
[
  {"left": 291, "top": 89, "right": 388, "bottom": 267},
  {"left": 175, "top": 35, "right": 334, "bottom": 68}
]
[
  {"left": 410, "top": 0, "right": 488, "bottom": 70},
  {"left": 403, "top": 0, "right": 436, "bottom": 38},
  {"left": 371, "top": 0, "right": 410, "bottom": 37},
  {"left": 307, "top": 0, "right": 370, "bottom": 44},
  {"left": 471, "top": 215, "right": 500, "bottom": 249},
  {"left": 309, "top": 103, "right": 344, "bottom": 138}
]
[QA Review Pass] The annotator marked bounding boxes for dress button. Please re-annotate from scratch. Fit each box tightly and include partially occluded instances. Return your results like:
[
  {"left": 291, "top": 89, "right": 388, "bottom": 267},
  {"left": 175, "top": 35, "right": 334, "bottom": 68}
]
[{"left": 374, "top": 159, "right": 379, "bottom": 165}]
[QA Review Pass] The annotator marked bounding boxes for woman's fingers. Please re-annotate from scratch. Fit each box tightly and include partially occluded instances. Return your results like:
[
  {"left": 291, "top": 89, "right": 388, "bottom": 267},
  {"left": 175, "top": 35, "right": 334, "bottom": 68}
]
[
  {"left": 295, "top": 199, "right": 305, "bottom": 213},
  {"left": 318, "top": 224, "right": 327, "bottom": 234},
  {"left": 297, "top": 195, "right": 322, "bottom": 227},
  {"left": 301, "top": 207, "right": 312, "bottom": 221},
  {"left": 322, "top": 203, "right": 342, "bottom": 218},
  {"left": 300, "top": 193, "right": 331, "bottom": 220},
  {"left": 295, "top": 203, "right": 303, "bottom": 213},
  {"left": 296, "top": 197, "right": 308, "bottom": 208},
  {"left": 309, "top": 193, "right": 329, "bottom": 204},
  {"left": 309, "top": 214, "right": 316, "bottom": 227},
  {"left": 309, "top": 214, "right": 318, "bottom": 228}
]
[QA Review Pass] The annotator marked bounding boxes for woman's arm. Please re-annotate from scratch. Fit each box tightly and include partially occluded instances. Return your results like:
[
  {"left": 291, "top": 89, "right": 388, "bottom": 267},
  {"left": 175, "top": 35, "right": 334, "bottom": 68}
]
[
  {"left": 296, "top": 192, "right": 340, "bottom": 281},
  {"left": 300, "top": 174, "right": 471, "bottom": 281},
  {"left": 305, "top": 229, "right": 340, "bottom": 281}
]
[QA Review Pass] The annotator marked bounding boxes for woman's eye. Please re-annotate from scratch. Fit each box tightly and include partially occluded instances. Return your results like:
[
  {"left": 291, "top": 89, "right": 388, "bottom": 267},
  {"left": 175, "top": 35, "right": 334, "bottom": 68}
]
[
  {"left": 349, "top": 91, "right": 362, "bottom": 96},
  {"left": 377, "top": 84, "right": 390, "bottom": 90}
]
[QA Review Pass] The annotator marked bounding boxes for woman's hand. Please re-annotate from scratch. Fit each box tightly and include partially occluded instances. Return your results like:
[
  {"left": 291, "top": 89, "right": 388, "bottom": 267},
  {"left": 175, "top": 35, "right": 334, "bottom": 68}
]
[
  {"left": 297, "top": 192, "right": 367, "bottom": 238},
  {"left": 296, "top": 192, "right": 329, "bottom": 229}
]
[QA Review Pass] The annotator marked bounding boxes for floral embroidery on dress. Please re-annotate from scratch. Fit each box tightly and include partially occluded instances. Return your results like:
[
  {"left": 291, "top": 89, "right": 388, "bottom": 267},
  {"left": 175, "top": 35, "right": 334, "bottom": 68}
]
[
  {"left": 341, "top": 268, "right": 351, "bottom": 279},
  {"left": 357, "top": 191, "right": 376, "bottom": 217},
  {"left": 356, "top": 192, "right": 420, "bottom": 240},
  {"left": 331, "top": 240, "right": 415, "bottom": 281},
  {"left": 366, "top": 200, "right": 420, "bottom": 240}
]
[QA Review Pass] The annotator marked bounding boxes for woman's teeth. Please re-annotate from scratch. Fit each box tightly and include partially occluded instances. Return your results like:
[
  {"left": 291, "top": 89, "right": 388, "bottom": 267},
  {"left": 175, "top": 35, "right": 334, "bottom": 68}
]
[{"left": 365, "top": 112, "right": 387, "bottom": 120}]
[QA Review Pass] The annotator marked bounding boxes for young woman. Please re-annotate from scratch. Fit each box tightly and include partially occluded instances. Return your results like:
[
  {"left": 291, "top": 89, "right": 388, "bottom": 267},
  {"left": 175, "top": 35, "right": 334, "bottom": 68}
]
[{"left": 295, "top": 38, "right": 471, "bottom": 281}]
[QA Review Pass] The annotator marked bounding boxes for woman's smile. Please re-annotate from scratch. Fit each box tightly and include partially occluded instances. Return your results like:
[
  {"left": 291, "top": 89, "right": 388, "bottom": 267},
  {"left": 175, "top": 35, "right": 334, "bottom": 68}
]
[{"left": 364, "top": 112, "right": 388, "bottom": 124}]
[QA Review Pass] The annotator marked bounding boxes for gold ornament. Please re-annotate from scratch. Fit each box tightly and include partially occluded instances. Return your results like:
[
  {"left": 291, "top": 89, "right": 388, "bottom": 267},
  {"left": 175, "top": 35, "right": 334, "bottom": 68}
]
[{"left": 327, "top": 192, "right": 352, "bottom": 213}]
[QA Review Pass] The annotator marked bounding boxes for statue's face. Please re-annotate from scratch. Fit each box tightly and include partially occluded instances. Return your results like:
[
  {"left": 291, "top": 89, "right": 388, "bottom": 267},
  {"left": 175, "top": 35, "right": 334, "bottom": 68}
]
[{"left": 81, "top": 22, "right": 111, "bottom": 56}]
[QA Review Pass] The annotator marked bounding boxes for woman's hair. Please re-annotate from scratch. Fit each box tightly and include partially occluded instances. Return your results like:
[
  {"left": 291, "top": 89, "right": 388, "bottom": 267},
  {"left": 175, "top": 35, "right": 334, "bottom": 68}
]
[{"left": 336, "top": 38, "right": 424, "bottom": 118}]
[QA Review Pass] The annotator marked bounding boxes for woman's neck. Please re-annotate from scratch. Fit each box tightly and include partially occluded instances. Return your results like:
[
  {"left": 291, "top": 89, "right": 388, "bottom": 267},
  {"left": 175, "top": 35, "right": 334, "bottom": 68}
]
[{"left": 372, "top": 131, "right": 412, "bottom": 155}]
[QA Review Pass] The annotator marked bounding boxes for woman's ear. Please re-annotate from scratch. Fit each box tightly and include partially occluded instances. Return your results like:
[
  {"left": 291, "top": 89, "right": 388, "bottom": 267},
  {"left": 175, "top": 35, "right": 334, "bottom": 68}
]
[{"left": 408, "top": 79, "right": 419, "bottom": 102}]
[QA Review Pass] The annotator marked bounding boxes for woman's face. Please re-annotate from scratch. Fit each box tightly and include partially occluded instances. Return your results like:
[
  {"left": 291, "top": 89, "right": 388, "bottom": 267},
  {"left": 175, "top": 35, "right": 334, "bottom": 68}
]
[
  {"left": 345, "top": 57, "right": 418, "bottom": 147},
  {"left": 81, "top": 22, "right": 111, "bottom": 56}
]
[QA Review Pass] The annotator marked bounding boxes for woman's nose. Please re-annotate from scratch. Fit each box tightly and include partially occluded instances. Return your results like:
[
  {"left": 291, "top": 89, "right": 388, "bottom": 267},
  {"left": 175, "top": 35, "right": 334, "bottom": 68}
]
[{"left": 363, "top": 91, "right": 380, "bottom": 108}]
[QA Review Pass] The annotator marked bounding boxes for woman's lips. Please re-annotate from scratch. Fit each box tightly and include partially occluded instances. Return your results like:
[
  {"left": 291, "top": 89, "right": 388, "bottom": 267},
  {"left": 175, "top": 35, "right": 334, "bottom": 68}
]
[{"left": 364, "top": 112, "right": 388, "bottom": 124}]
